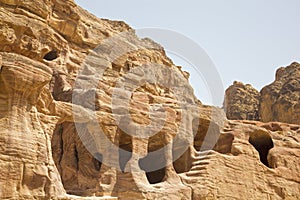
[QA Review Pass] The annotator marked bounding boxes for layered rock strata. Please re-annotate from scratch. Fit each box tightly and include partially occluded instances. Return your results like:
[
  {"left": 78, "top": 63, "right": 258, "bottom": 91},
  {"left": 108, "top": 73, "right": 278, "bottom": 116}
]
[
  {"left": 225, "top": 62, "right": 300, "bottom": 125},
  {"left": 0, "top": 0, "right": 299, "bottom": 200}
]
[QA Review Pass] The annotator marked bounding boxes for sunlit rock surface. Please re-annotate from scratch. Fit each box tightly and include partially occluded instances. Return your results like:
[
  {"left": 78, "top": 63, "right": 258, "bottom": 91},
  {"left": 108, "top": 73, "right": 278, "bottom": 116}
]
[{"left": 0, "top": 0, "right": 299, "bottom": 199}]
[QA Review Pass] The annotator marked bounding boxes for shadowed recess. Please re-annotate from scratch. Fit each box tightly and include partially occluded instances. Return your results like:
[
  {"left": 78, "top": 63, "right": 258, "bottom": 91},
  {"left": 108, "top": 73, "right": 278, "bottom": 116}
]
[
  {"left": 43, "top": 50, "right": 58, "bottom": 61},
  {"left": 249, "top": 130, "right": 274, "bottom": 168},
  {"left": 139, "top": 151, "right": 166, "bottom": 184}
]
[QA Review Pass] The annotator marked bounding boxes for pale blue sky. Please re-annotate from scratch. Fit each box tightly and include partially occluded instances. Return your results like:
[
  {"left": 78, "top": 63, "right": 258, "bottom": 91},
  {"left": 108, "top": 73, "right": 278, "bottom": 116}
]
[{"left": 75, "top": 0, "right": 300, "bottom": 105}]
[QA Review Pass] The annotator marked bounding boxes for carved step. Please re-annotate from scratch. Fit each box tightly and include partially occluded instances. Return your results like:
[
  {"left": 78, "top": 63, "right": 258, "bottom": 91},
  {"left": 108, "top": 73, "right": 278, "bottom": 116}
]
[
  {"left": 184, "top": 150, "right": 218, "bottom": 177},
  {"left": 193, "top": 155, "right": 212, "bottom": 161},
  {"left": 190, "top": 164, "right": 209, "bottom": 171},
  {"left": 184, "top": 176, "right": 214, "bottom": 183},
  {"left": 195, "top": 150, "right": 216, "bottom": 156},
  {"left": 191, "top": 160, "right": 210, "bottom": 167},
  {"left": 220, "top": 129, "right": 234, "bottom": 134},
  {"left": 186, "top": 170, "right": 207, "bottom": 177}
]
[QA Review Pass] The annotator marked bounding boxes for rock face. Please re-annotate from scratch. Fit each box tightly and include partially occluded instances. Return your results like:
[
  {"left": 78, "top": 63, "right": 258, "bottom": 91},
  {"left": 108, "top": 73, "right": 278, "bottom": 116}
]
[
  {"left": 0, "top": 0, "right": 299, "bottom": 200},
  {"left": 260, "top": 62, "right": 300, "bottom": 124},
  {"left": 0, "top": 52, "right": 65, "bottom": 199},
  {"left": 181, "top": 120, "right": 300, "bottom": 199},
  {"left": 224, "top": 81, "right": 260, "bottom": 120},
  {"left": 0, "top": 0, "right": 197, "bottom": 199},
  {"left": 225, "top": 63, "right": 300, "bottom": 125}
]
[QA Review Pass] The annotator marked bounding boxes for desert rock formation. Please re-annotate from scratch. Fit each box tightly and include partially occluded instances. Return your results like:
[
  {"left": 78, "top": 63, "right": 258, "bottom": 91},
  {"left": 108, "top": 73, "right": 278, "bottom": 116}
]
[
  {"left": 181, "top": 120, "right": 300, "bottom": 199},
  {"left": 0, "top": 0, "right": 299, "bottom": 200},
  {"left": 225, "top": 62, "right": 300, "bottom": 125},
  {"left": 260, "top": 62, "right": 300, "bottom": 124},
  {"left": 224, "top": 81, "right": 260, "bottom": 121}
]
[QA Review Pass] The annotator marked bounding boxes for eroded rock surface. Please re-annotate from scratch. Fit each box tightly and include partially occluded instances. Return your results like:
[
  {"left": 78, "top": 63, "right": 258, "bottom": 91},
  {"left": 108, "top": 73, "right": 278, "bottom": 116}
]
[
  {"left": 225, "top": 63, "right": 300, "bottom": 125},
  {"left": 0, "top": 0, "right": 299, "bottom": 200},
  {"left": 0, "top": 0, "right": 196, "bottom": 199},
  {"left": 224, "top": 81, "right": 260, "bottom": 120},
  {"left": 260, "top": 62, "right": 300, "bottom": 124},
  {"left": 181, "top": 120, "right": 300, "bottom": 199}
]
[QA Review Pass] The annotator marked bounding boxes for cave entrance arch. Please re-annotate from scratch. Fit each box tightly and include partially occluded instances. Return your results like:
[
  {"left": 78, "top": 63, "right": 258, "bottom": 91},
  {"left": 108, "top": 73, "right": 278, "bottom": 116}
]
[
  {"left": 249, "top": 130, "right": 274, "bottom": 168},
  {"left": 139, "top": 133, "right": 166, "bottom": 184}
]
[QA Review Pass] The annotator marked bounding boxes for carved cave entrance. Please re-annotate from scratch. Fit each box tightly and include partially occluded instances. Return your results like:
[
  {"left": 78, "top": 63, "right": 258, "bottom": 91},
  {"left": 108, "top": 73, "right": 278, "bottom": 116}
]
[
  {"left": 249, "top": 130, "right": 274, "bottom": 168},
  {"left": 139, "top": 133, "right": 166, "bottom": 184}
]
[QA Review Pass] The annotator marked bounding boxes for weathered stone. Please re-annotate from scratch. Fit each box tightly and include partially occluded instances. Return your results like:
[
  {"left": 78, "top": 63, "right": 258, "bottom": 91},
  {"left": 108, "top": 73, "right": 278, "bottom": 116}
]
[
  {"left": 224, "top": 81, "right": 260, "bottom": 120},
  {"left": 0, "top": 0, "right": 299, "bottom": 200},
  {"left": 260, "top": 62, "right": 300, "bottom": 124},
  {"left": 0, "top": 0, "right": 196, "bottom": 199},
  {"left": 181, "top": 120, "right": 300, "bottom": 200}
]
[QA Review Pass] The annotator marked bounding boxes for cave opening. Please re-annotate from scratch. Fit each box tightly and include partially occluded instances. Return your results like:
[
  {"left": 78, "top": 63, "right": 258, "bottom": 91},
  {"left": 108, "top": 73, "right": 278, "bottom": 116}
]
[
  {"left": 249, "top": 130, "right": 274, "bottom": 168},
  {"left": 51, "top": 123, "right": 106, "bottom": 194},
  {"left": 43, "top": 50, "right": 58, "bottom": 61},
  {"left": 118, "top": 129, "right": 133, "bottom": 172},
  {"left": 139, "top": 153, "right": 166, "bottom": 184},
  {"left": 145, "top": 167, "right": 166, "bottom": 184},
  {"left": 138, "top": 133, "right": 166, "bottom": 184},
  {"left": 193, "top": 117, "right": 221, "bottom": 152}
]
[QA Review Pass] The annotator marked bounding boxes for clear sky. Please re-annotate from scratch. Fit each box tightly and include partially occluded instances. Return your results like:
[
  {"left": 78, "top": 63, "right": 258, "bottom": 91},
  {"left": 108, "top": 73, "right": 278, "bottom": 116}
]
[{"left": 75, "top": 0, "right": 300, "bottom": 105}]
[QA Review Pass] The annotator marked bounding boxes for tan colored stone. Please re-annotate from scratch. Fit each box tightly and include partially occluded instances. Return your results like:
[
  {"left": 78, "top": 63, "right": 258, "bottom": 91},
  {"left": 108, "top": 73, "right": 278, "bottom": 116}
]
[
  {"left": 0, "top": 0, "right": 299, "bottom": 200},
  {"left": 180, "top": 120, "right": 300, "bottom": 200},
  {"left": 224, "top": 81, "right": 260, "bottom": 120},
  {"left": 260, "top": 62, "right": 300, "bottom": 124}
]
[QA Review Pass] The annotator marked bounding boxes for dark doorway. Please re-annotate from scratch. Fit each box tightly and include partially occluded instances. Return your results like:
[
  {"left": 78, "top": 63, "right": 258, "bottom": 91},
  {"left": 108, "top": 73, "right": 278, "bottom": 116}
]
[
  {"left": 249, "top": 130, "right": 274, "bottom": 168},
  {"left": 139, "top": 151, "right": 166, "bottom": 184},
  {"left": 43, "top": 50, "right": 58, "bottom": 61}
]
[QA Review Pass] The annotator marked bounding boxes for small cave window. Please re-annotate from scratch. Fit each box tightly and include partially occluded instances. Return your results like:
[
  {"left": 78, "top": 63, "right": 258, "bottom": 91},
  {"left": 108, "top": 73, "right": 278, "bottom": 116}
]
[
  {"left": 43, "top": 50, "right": 58, "bottom": 61},
  {"left": 214, "top": 133, "right": 234, "bottom": 154},
  {"left": 139, "top": 152, "right": 166, "bottom": 184},
  {"left": 249, "top": 130, "right": 274, "bottom": 168},
  {"left": 138, "top": 133, "right": 167, "bottom": 184},
  {"left": 173, "top": 146, "right": 193, "bottom": 173}
]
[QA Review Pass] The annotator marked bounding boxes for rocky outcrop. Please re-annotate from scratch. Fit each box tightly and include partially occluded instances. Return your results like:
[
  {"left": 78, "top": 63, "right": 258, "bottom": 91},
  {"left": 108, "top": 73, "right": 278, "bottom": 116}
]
[
  {"left": 0, "top": 51, "right": 94, "bottom": 199},
  {"left": 181, "top": 120, "right": 300, "bottom": 199},
  {"left": 224, "top": 81, "right": 260, "bottom": 120},
  {"left": 225, "top": 62, "right": 300, "bottom": 125},
  {"left": 0, "top": 0, "right": 299, "bottom": 200},
  {"left": 0, "top": 52, "right": 65, "bottom": 199},
  {"left": 260, "top": 62, "right": 300, "bottom": 124},
  {"left": 0, "top": 0, "right": 197, "bottom": 199}
]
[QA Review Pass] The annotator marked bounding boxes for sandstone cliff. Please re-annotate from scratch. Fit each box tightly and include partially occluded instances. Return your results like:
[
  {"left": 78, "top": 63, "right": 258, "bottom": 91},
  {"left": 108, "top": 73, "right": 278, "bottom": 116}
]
[
  {"left": 0, "top": 0, "right": 299, "bottom": 200},
  {"left": 260, "top": 62, "right": 300, "bottom": 124},
  {"left": 225, "top": 62, "right": 300, "bottom": 125}
]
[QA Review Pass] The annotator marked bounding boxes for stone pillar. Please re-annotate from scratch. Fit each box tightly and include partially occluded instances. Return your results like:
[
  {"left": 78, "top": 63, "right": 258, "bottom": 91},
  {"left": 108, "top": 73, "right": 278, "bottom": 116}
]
[
  {"left": 164, "top": 133, "right": 181, "bottom": 184},
  {"left": 87, "top": 121, "right": 119, "bottom": 197},
  {"left": 0, "top": 53, "right": 66, "bottom": 199},
  {"left": 125, "top": 137, "right": 151, "bottom": 189}
]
